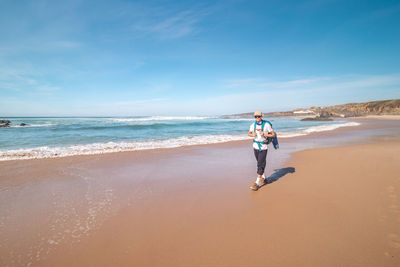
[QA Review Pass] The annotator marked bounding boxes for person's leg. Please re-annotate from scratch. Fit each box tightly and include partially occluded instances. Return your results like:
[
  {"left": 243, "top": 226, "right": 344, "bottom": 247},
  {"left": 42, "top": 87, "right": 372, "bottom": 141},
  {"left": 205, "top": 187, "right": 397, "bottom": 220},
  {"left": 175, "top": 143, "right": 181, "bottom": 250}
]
[
  {"left": 256, "top": 149, "right": 267, "bottom": 185},
  {"left": 251, "top": 149, "right": 268, "bottom": 190},
  {"left": 254, "top": 149, "right": 262, "bottom": 178},
  {"left": 253, "top": 148, "right": 259, "bottom": 161},
  {"left": 257, "top": 149, "right": 268, "bottom": 176}
]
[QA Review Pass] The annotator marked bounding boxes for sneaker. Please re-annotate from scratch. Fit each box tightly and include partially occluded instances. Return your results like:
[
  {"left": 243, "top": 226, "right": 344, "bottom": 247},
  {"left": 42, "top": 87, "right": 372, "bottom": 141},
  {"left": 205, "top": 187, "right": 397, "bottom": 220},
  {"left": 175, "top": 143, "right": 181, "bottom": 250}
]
[
  {"left": 250, "top": 182, "right": 260, "bottom": 191},
  {"left": 261, "top": 174, "right": 268, "bottom": 184}
]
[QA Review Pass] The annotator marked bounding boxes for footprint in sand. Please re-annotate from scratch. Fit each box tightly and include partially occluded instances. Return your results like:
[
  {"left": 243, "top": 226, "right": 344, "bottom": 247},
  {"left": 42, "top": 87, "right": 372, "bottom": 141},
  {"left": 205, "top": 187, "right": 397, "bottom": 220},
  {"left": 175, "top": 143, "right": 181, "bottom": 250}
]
[
  {"left": 387, "top": 233, "right": 398, "bottom": 239},
  {"left": 390, "top": 241, "right": 400, "bottom": 249},
  {"left": 379, "top": 214, "right": 388, "bottom": 222},
  {"left": 386, "top": 185, "right": 395, "bottom": 193},
  {"left": 387, "top": 233, "right": 400, "bottom": 249},
  {"left": 386, "top": 186, "right": 400, "bottom": 214}
]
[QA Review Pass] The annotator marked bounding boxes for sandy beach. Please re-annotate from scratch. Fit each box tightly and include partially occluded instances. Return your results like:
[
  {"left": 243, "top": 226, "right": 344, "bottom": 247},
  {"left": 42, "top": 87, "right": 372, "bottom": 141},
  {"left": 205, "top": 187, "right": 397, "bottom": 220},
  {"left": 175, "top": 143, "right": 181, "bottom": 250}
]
[
  {"left": 1, "top": 118, "right": 400, "bottom": 266},
  {"left": 2, "top": 0, "right": 399, "bottom": 265}
]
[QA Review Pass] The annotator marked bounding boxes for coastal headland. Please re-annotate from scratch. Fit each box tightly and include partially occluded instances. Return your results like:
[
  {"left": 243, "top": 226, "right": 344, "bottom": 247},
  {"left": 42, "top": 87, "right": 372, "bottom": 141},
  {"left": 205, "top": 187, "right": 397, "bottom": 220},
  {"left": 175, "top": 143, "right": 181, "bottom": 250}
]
[
  {"left": 0, "top": 117, "right": 399, "bottom": 266},
  {"left": 228, "top": 99, "right": 400, "bottom": 121}
]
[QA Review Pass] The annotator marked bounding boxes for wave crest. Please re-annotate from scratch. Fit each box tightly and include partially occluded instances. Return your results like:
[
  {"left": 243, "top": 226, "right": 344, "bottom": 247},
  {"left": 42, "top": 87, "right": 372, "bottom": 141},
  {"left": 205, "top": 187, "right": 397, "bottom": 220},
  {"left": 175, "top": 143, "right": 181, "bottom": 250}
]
[
  {"left": 109, "top": 116, "right": 213, "bottom": 122},
  {"left": 0, "top": 121, "right": 361, "bottom": 161},
  {"left": 0, "top": 135, "right": 250, "bottom": 161}
]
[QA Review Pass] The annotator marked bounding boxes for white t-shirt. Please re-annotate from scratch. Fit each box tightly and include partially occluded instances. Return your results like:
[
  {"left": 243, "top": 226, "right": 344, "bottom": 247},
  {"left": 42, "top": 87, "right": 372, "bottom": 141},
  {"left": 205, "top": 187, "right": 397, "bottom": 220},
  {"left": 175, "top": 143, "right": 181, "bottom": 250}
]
[{"left": 249, "top": 121, "right": 273, "bottom": 150}]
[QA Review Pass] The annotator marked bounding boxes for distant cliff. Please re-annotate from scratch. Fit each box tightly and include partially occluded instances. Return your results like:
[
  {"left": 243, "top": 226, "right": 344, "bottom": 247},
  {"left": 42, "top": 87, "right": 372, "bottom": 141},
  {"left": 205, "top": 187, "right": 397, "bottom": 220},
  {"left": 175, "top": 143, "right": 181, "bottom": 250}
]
[
  {"left": 226, "top": 99, "right": 400, "bottom": 119},
  {"left": 318, "top": 99, "right": 400, "bottom": 117}
]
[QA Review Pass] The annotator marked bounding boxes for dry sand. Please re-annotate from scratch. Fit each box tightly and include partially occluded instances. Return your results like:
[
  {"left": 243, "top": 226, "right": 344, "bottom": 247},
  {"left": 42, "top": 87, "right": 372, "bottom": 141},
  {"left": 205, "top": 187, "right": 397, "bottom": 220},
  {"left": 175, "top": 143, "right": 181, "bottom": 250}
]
[
  {"left": 0, "top": 119, "right": 399, "bottom": 266},
  {"left": 361, "top": 115, "right": 400, "bottom": 120}
]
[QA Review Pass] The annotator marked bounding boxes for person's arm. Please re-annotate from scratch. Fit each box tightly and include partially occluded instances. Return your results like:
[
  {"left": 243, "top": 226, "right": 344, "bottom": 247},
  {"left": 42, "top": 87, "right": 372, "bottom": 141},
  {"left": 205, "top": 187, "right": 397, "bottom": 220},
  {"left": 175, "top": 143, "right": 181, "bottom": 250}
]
[
  {"left": 248, "top": 125, "right": 257, "bottom": 137},
  {"left": 262, "top": 130, "right": 275, "bottom": 138},
  {"left": 248, "top": 131, "right": 256, "bottom": 137},
  {"left": 262, "top": 124, "right": 275, "bottom": 138}
]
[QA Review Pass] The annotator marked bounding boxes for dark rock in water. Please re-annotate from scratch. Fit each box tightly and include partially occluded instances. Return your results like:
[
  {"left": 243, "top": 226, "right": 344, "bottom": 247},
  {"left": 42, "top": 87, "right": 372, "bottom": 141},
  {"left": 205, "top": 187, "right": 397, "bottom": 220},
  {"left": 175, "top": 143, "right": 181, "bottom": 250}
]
[
  {"left": 0, "top": 119, "right": 11, "bottom": 127},
  {"left": 319, "top": 110, "right": 333, "bottom": 118},
  {"left": 20, "top": 123, "right": 28, "bottom": 126},
  {"left": 301, "top": 117, "right": 333, "bottom": 121}
]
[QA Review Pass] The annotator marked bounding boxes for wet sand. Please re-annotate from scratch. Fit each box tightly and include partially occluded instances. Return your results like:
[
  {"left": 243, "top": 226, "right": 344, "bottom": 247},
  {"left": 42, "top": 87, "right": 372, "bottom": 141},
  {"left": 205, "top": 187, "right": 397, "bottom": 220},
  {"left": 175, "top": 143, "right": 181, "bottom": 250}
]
[{"left": 0, "top": 118, "right": 400, "bottom": 266}]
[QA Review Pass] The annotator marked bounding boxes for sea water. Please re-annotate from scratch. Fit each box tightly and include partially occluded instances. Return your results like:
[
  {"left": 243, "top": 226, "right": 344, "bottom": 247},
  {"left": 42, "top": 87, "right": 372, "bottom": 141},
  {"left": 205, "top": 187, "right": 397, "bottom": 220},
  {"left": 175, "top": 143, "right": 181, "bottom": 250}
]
[{"left": 0, "top": 116, "right": 359, "bottom": 160}]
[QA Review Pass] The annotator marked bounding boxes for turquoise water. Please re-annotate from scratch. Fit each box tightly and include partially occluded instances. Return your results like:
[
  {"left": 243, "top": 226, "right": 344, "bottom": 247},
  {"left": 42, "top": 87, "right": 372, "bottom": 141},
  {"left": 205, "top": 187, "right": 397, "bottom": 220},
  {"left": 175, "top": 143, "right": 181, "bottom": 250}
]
[{"left": 0, "top": 116, "right": 359, "bottom": 160}]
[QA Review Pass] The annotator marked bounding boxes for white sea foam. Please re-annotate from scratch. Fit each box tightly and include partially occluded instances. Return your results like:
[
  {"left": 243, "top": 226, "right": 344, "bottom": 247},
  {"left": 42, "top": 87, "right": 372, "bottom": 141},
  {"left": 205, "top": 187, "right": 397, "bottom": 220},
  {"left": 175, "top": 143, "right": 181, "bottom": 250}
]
[
  {"left": 278, "top": 132, "right": 307, "bottom": 138},
  {"left": 109, "top": 116, "right": 213, "bottom": 122},
  {"left": 302, "top": 121, "right": 360, "bottom": 133},
  {"left": 278, "top": 122, "right": 360, "bottom": 138},
  {"left": 0, "top": 135, "right": 250, "bottom": 161},
  {"left": 10, "top": 123, "right": 55, "bottom": 128},
  {"left": 0, "top": 121, "right": 361, "bottom": 161},
  {"left": 222, "top": 118, "right": 253, "bottom": 121}
]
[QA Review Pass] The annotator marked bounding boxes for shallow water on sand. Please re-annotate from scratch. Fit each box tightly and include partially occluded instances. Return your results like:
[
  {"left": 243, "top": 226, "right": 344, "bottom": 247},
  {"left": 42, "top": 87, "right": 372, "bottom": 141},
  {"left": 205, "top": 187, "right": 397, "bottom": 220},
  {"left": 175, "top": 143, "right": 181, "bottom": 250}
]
[
  {"left": 0, "top": 116, "right": 359, "bottom": 160},
  {"left": 0, "top": 119, "right": 399, "bottom": 265}
]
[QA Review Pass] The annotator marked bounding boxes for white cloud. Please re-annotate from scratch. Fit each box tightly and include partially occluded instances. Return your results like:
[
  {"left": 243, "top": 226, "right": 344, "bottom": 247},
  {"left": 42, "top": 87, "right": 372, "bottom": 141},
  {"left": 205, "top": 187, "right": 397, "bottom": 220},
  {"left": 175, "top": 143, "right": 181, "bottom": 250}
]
[
  {"left": 0, "top": 65, "right": 60, "bottom": 93},
  {"left": 221, "top": 74, "right": 400, "bottom": 92},
  {"left": 321, "top": 74, "right": 400, "bottom": 90},
  {"left": 112, "top": 98, "right": 169, "bottom": 106},
  {"left": 222, "top": 77, "right": 331, "bottom": 89},
  {"left": 187, "top": 73, "right": 400, "bottom": 114},
  {"left": 36, "top": 85, "right": 60, "bottom": 91},
  {"left": 129, "top": 4, "right": 214, "bottom": 40}
]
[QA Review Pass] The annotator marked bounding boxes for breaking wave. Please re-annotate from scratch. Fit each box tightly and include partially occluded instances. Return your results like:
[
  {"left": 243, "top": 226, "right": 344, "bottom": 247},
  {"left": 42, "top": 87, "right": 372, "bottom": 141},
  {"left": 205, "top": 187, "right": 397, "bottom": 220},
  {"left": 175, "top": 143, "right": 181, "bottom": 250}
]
[
  {"left": 279, "top": 122, "right": 360, "bottom": 138},
  {"left": 108, "top": 116, "right": 213, "bottom": 122},
  {"left": 0, "top": 121, "right": 361, "bottom": 161},
  {"left": 0, "top": 135, "right": 249, "bottom": 161}
]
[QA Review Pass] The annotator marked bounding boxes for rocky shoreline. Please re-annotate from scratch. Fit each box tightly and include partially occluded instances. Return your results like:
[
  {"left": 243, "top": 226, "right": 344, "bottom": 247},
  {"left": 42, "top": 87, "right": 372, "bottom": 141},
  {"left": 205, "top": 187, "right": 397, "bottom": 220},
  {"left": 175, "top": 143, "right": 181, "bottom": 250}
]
[
  {"left": 0, "top": 120, "right": 28, "bottom": 127},
  {"left": 227, "top": 99, "right": 400, "bottom": 121},
  {"left": 0, "top": 119, "right": 11, "bottom": 127}
]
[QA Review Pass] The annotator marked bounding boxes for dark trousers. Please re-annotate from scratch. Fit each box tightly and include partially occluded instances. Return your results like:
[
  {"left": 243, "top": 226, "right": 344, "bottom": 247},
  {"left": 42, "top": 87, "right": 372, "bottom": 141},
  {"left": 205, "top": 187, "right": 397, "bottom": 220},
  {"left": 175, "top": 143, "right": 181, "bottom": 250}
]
[{"left": 254, "top": 149, "right": 268, "bottom": 175}]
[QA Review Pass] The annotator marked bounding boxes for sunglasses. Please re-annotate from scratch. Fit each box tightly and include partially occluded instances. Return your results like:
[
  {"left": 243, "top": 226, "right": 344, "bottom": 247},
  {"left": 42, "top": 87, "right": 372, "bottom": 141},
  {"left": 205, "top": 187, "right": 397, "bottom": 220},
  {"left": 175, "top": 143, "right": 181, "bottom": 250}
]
[{"left": 254, "top": 115, "right": 262, "bottom": 118}]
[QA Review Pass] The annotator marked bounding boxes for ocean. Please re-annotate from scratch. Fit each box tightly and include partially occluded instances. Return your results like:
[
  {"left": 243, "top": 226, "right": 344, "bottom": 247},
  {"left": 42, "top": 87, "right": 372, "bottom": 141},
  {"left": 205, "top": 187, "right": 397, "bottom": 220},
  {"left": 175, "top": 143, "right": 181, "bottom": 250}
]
[{"left": 0, "top": 116, "right": 360, "bottom": 161}]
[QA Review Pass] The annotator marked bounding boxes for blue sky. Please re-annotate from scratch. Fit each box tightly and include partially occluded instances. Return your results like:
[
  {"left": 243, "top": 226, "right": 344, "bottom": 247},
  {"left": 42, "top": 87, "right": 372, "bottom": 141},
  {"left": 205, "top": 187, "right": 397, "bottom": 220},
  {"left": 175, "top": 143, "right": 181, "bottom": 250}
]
[{"left": 0, "top": 0, "right": 399, "bottom": 116}]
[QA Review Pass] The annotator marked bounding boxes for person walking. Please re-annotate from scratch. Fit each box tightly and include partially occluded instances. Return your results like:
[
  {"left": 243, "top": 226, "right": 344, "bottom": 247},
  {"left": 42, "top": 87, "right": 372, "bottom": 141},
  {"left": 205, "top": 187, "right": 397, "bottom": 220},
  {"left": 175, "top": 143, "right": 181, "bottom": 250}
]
[{"left": 248, "top": 110, "right": 275, "bottom": 191}]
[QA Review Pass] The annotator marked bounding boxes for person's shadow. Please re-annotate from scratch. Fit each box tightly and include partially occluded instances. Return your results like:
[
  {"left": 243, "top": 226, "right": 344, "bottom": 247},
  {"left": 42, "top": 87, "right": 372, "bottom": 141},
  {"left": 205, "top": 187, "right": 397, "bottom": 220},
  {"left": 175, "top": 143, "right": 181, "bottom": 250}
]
[{"left": 260, "top": 167, "right": 295, "bottom": 188}]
